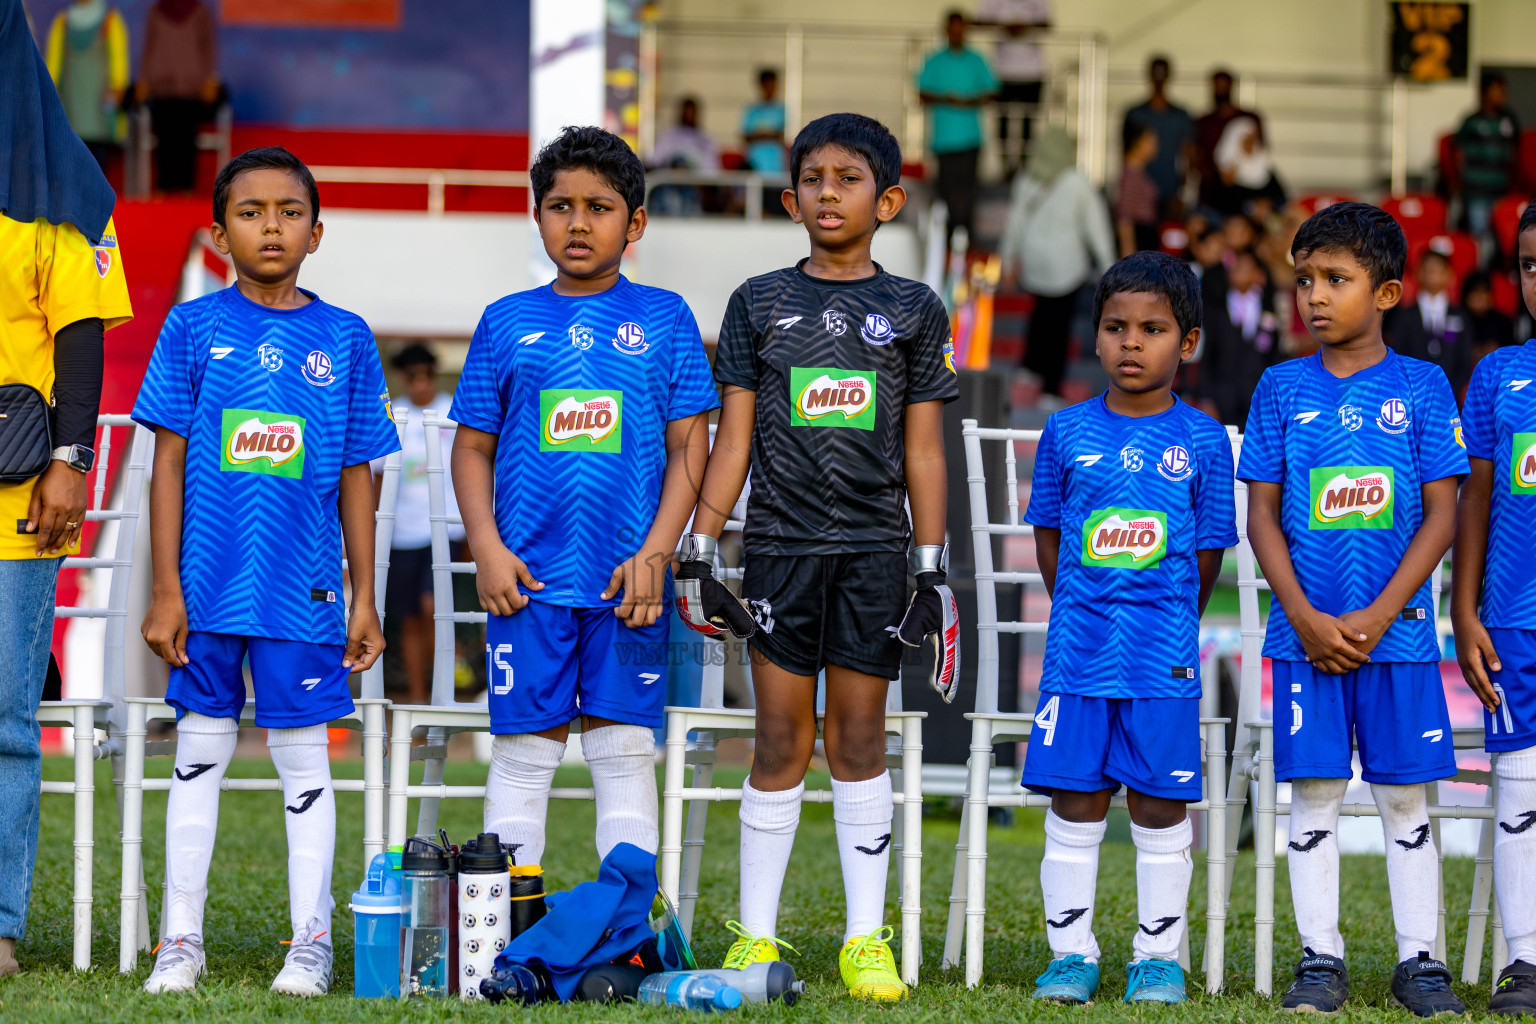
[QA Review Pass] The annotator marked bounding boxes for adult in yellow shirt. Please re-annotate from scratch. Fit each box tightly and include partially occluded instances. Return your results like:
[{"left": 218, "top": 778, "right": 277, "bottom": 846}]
[{"left": 0, "top": 0, "right": 132, "bottom": 976}]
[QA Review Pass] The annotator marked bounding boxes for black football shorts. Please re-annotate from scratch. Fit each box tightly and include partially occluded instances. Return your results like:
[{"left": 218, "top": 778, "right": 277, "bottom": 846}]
[{"left": 739, "top": 551, "right": 907, "bottom": 680}]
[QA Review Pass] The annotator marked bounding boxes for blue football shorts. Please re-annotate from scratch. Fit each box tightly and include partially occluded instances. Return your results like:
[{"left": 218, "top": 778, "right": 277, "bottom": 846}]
[
  {"left": 1273, "top": 659, "right": 1456, "bottom": 784},
  {"left": 485, "top": 599, "right": 671, "bottom": 734},
  {"left": 166, "top": 631, "right": 355, "bottom": 728},
  {"left": 1484, "top": 628, "right": 1536, "bottom": 753},
  {"left": 1020, "top": 693, "right": 1203, "bottom": 801}
]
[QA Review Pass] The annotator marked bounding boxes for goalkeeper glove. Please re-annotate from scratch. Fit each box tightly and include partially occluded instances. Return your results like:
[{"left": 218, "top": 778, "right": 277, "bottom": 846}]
[
  {"left": 674, "top": 533, "right": 757, "bottom": 640},
  {"left": 896, "top": 544, "right": 961, "bottom": 703}
]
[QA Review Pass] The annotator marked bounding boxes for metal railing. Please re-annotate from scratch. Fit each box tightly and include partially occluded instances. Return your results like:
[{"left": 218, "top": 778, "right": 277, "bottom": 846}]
[{"left": 305, "top": 166, "right": 530, "bottom": 215}]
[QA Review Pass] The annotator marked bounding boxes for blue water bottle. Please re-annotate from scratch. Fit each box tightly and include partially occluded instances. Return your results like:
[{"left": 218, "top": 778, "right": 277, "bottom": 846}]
[
  {"left": 350, "top": 851, "right": 401, "bottom": 997},
  {"left": 637, "top": 971, "right": 743, "bottom": 1012}
]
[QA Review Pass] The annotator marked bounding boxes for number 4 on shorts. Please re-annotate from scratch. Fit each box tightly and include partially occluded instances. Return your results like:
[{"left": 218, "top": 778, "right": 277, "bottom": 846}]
[{"left": 1034, "top": 695, "right": 1060, "bottom": 746}]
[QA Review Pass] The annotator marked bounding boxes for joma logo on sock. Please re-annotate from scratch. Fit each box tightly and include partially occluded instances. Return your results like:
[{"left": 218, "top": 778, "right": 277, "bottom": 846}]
[
  {"left": 174, "top": 763, "right": 217, "bottom": 782},
  {"left": 1289, "top": 829, "right": 1331, "bottom": 852},
  {"left": 1395, "top": 824, "right": 1431, "bottom": 850},
  {"left": 1046, "top": 908, "right": 1089, "bottom": 929},
  {"left": 1139, "top": 916, "right": 1181, "bottom": 936},
  {"left": 855, "top": 833, "right": 892, "bottom": 856},
  {"left": 286, "top": 788, "right": 325, "bottom": 814},
  {"left": 1499, "top": 811, "right": 1536, "bottom": 835}
]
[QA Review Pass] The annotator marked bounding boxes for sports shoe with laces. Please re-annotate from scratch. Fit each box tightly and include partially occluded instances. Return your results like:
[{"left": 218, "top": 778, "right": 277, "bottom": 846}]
[
  {"left": 1281, "top": 947, "right": 1349, "bottom": 1013},
  {"left": 1032, "top": 953, "right": 1101, "bottom": 1004},
  {"left": 144, "top": 934, "right": 205, "bottom": 994},
  {"left": 270, "top": 925, "right": 333, "bottom": 997},
  {"left": 1126, "top": 958, "right": 1187, "bottom": 1003},
  {"left": 1391, "top": 951, "right": 1465, "bottom": 1017},
  {"left": 838, "top": 926, "right": 906, "bottom": 1001},
  {"left": 721, "top": 920, "right": 796, "bottom": 968},
  {"left": 1490, "top": 960, "right": 1536, "bottom": 1017}
]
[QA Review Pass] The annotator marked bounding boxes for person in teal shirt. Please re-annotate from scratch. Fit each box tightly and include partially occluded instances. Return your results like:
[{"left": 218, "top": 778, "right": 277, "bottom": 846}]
[
  {"left": 741, "top": 68, "right": 786, "bottom": 174},
  {"left": 918, "top": 11, "right": 998, "bottom": 251}
]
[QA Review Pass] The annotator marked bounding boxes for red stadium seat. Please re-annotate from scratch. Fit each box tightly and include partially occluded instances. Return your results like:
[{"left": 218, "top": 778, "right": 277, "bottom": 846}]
[
  {"left": 1158, "top": 222, "right": 1188, "bottom": 255},
  {"left": 1293, "top": 193, "right": 1355, "bottom": 215},
  {"left": 1494, "top": 195, "right": 1529, "bottom": 261},
  {"left": 1439, "top": 133, "right": 1460, "bottom": 196},
  {"left": 1381, "top": 193, "right": 1447, "bottom": 246},
  {"left": 1404, "top": 232, "right": 1479, "bottom": 303},
  {"left": 1523, "top": 129, "right": 1536, "bottom": 194},
  {"left": 1492, "top": 270, "right": 1523, "bottom": 318}
]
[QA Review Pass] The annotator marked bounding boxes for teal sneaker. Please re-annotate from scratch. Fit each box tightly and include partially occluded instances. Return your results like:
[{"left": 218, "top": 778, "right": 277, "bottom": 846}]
[
  {"left": 1033, "top": 954, "right": 1101, "bottom": 1004},
  {"left": 1126, "top": 958, "right": 1187, "bottom": 1003}
]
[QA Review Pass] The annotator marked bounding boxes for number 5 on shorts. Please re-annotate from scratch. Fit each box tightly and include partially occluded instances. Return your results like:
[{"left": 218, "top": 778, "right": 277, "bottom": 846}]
[
  {"left": 1034, "top": 694, "right": 1060, "bottom": 746},
  {"left": 488, "top": 642, "right": 514, "bottom": 695}
]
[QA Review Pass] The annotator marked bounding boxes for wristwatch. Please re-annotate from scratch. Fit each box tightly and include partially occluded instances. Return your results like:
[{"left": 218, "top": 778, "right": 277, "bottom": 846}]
[{"left": 51, "top": 444, "right": 95, "bottom": 474}]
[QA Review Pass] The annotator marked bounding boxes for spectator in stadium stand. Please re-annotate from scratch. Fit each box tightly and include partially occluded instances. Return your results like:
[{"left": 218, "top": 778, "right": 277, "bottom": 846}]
[
  {"left": 0, "top": 0, "right": 132, "bottom": 974},
  {"left": 1385, "top": 248, "right": 1473, "bottom": 398},
  {"left": 43, "top": 0, "right": 130, "bottom": 173},
  {"left": 1461, "top": 270, "right": 1518, "bottom": 361},
  {"left": 918, "top": 10, "right": 998, "bottom": 252},
  {"left": 1200, "top": 246, "right": 1280, "bottom": 427},
  {"left": 134, "top": 0, "right": 219, "bottom": 193},
  {"left": 1454, "top": 72, "right": 1521, "bottom": 258},
  {"left": 1114, "top": 122, "right": 1160, "bottom": 256},
  {"left": 1212, "top": 114, "right": 1286, "bottom": 218},
  {"left": 1122, "top": 55, "right": 1195, "bottom": 220},
  {"left": 741, "top": 68, "right": 786, "bottom": 175},
  {"left": 1194, "top": 68, "right": 1265, "bottom": 209},
  {"left": 998, "top": 125, "right": 1115, "bottom": 403},
  {"left": 648, "top": 96, "right": 718, "bottom": 216},
  {"left": 972, "top": 0, "right": 1051, "bottom": 179}
]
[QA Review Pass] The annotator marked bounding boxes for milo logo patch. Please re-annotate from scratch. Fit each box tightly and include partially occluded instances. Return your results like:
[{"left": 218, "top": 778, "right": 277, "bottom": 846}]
[
  {"left": 540, "top": 389, "right": 622, "bottom": 452},
  {"left": 1309, "top": 466, "right": 1394, "bottom": 529},
  {"left": 1511, "top": 433, "right": 1536, "bottom": 494},
  {"left": 1081, "top": 507, "right": 1168, "bottom": 569},
  {"left": 789, "top": 366, "right": 876, "bottom": 429},
  {"left": 220, "top": 409, "right": 306, "bottom": 479}
]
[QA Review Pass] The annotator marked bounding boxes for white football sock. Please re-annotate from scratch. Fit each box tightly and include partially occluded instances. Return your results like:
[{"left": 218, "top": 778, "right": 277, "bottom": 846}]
[
  {"left": 832, "top": 772, "right": 894, "bottom": 941},
  {"left": 162, "top": 712, "right": 237, "bottom": 939},
  {"left": 1373, "top": 782, "right": 1439, "bottom": 963},
  {"left": 484, "top": 733, "right": 565, "bottom": 867},
  {"left": 583, "top": 725, "right": 659, "bottom": 858},
  {"left": 1286, "top": 777, "right": 1347, "bottom": 958},
  {"left": 1131, "top": 817, "right": 1194, "bottom": 961},
  {"left": 1496, "top": 749, "right": 1536, "bottom": 966},
  {"left": 1040, "top": 810, "right": 1106, "bottom": 962},
  {"left": 268, "top": 725, "right": 336, "bottom": 944},
  {"left": 738, "top": 778, "right": 803, "bottom": 938}
]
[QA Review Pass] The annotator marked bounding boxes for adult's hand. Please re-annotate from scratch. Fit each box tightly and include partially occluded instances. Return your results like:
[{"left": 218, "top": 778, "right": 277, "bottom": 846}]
[{"left": 26, "top": 461, "right": 88, "bottom": 556}]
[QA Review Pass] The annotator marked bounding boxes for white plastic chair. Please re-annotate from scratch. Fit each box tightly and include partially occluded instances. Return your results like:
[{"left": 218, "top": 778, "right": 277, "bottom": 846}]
[
  {"left": 115, "top": 415, "right": 404, "bottom": 971},
  {"left": 34, "top": 416, "right": 152, "bottom": 970},
  {"left": 940, "top": 419, "right": 1231, "bottom": 990},
  {"left": 1222, "top": 429, "right": 1498, "bottom": 994}
]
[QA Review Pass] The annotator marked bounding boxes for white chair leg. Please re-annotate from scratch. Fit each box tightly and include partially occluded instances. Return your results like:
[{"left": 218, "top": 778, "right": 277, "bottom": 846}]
[
  {"left": 1426, "top": 780, "right": 1448, "bottom": 963},
  {"left": 413, "top": 726, "right": 447, "bottom": 840},
  {"left": 659, "top": 709, "right": 688, "bottom": 919},
  {"left": 387, "top": 708, "right": 414, "bottom": 849},
  {"left": 898, "top": 716, "right": 923, "bottom": 986},
  {"left": 1465, "top": 789, "right": 1497, "bottom": 983},
  {"left": 118, "top": 702, "right": 147, "bottom": 972},
  {"left": 71, "top": 704, "right": 94, "bottom": 971},
  {"left": 942, "top": 789, "right": 970, "bottom": 969},
  {"left": 1223, "top": 750, "right": 1251, "bottom": 914},
  {"left": 1204, "top": 717, "right": 1228, "bottom": 993},
  {"left": 1254, "top": 727, "right": 1276, "bottom": 996},
  {"left": 678, "top": 735, "right": 716, "bottom": 939},
  {"left": 362, "top": 701, "right": 387, "bottom": 870},
  {"left": 962, "top": 717, "right": 993, "bottom": 988},
  {"left": 1494, "top": 882, "right": 1509, "bottom": 982}
]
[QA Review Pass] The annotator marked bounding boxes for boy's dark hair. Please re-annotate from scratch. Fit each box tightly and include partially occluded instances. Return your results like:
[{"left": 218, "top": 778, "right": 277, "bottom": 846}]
[
  {"left": 1462, "top": 269, "right": 1492, "bottom": 296},
  {"left": 529, "top": 126, "right": 646, "bottom": 219},
  {"left": 1290, "top": 200, "right": 1406, "bottom": 288},
  {"left": 1092, "top": 250, "right": 1202, "bottom": 338},
  {"left": 759, "top": 67, "right": 778, "bottom": 86},
  {"left": 1482, "top": 70, "right": 1507, "bottom": 96},
  {"left": 391, "top": 343, "right": 437, "bottom": 371},
  {"left": 1517, "top": 197, "right": 1536, "bottom": 239},
  {"left": 1122, "top": 122, "right": 1154, "bottom": 155},
  {"left": 1148, "top": 55, "right": 1171, "bottom": 76},
  {"left": 212, "top": 146, "right": 320, "bottom": 228},
  {"left": 945, "top": 9, "right": 965, "bottom": 24},
  {"left": 789, "top": 113, "right": 902, "bottom": 195}
]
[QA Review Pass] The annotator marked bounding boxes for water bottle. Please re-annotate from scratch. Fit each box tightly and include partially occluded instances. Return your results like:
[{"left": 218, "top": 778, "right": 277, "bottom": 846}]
[
  {"left": 507, "top": 862, "right": 547, "bottom": 938},
  {"left": 349, "top": 851, "right": 401, "bottom": 998},
  {"left": 577, "top": 962, "right": 650, "bottom": 1002},
  {"left": 399, "top": 837, "right": 451, "bottom": 997},
  {"left": 688, "top": 964, "right": 806, "bottom": 1005},
  {"left": 649, "top": 891, "right": 697, "bottom": 970},
  {"left": 478, "top": 961, "right": 555, "bottom": 1005},
  {"left": 637, "top": 971, "right": 743, "bottom": 1012},
  {"left": 457, "top": 832, "right": 511, "bottom": 999}
]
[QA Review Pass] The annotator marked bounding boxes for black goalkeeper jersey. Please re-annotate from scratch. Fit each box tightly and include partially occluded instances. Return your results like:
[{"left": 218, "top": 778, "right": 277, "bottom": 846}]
[{"left": 714, "top": 261, "right": 960, "bottom": 555}]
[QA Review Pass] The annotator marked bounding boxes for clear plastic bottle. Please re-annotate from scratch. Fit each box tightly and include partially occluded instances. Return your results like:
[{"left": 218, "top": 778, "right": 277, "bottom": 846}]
[
  {"left": 687, "top": 963, "right": 806, "bottom": 1005},
  {"left": 637, "top": 971, "right": 744, "bottom": 1012},
  {"left": 399, "top": 837, "right": 451, "bottom": 997}
]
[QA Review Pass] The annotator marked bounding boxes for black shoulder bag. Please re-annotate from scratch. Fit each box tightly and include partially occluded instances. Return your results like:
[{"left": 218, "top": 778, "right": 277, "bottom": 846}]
[{"left": 0, "top": 384, "right": 54, "bottom": 483}]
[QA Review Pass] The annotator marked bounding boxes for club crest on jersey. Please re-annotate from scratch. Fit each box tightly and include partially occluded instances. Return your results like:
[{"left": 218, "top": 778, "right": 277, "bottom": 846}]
[
  {"left": 568, "top": 324, "right": 596, "bottom": 350},
  {"left": 822, "top": 309, "right": 847, "bottom": 336},
  {"left": 94, "top": 248, "right": 111, "bottom": 278},
  {"left": 860, "top": 313, "right": 895, "bottom": 346},
  {"left": 1310, "top": 466, "right": 1394, "bottom": 529},
  {"left": 1376, "top": 397, "right": 1409, "bottom": 434},
  {"left": 1511, "top": 433, "right": 1536, "bottom": 494},
  {"left": 612, "top": 321, "right": 649, "bottom": 355},
  {"left": 258, "top": 343, "right": 284, "bottom": 372},
  {"left": 1452, "top": 416, "right": 1464, "bottom": 448},
  {"left": 539, "top": 389, "right": 623, "bottom": 452},
  {"left": 1081, "top": 507, "right": 1168, "bottom": 569},
  {"left": 943, "top": 337, "right": 956, "bottom": 373},
  {"left": 789, "top": 366, "right": 877, "bottom": 429},
  {"left": 1158, "top": 445, "right": 1194, "bottom": 482},
  {"left": 1337, "top": 404, "right": 1363, "bottom": 432},
  {"left": 220, "top": 408, "right": 306, "bottom": 479},
  {"left": 1119, "top": 446, "right": 1144, "bottom": 472},
  {"left": 302, "top": 349, "right": 336, "bottom": 387}
]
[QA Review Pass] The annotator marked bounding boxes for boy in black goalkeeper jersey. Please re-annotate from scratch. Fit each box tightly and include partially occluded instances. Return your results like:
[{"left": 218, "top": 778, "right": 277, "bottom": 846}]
[{"left": 675, "top": 113, "right": 960, "bottom": 1000}]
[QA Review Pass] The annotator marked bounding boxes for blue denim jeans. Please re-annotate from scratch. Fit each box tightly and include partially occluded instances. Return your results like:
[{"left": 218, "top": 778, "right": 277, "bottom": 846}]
[{"left": 0, "top": 556, "right": 62, "bottom": 939}]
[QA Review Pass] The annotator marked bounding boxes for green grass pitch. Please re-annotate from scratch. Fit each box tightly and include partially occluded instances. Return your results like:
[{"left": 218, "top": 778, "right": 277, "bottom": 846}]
[{"left": 0, "top": 757, "right": 1497, "bottom": 1021}]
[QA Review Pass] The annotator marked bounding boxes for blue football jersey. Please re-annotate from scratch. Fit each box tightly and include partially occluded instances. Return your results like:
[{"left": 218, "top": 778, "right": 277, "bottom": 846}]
[
  {"left": 1461, "top": 340, "right": 1536, "bottom": 627},
  {"left": 131, "top": 287, "right": 400, "bottom": 644},
  {"left": 1025, "top": 395, "right": 1237, "bottom": 698},
  {"left": 449, "top": 276, "right": 720, "bottom": 607},
  {"left": 1237, "top": 350, "right": 1468, "bottom": 662}
]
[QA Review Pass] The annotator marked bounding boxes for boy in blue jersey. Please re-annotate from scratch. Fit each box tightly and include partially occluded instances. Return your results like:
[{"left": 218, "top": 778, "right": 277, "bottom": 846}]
[
  {"left": 132, "top": 148, "right": 400, "bottom": 997},
  {"left": 450, "top": 128, "right": 718, "bottom": 874},
  {"left": 1021, "top": 251, "right": 1236, "bottom": 1005},
  {"left": 1239, "top": 202, "right": 1468, "bottom": 1016},
  {"left": 1453, "top": 200, "right": 1536, "bottom": 1016}
]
